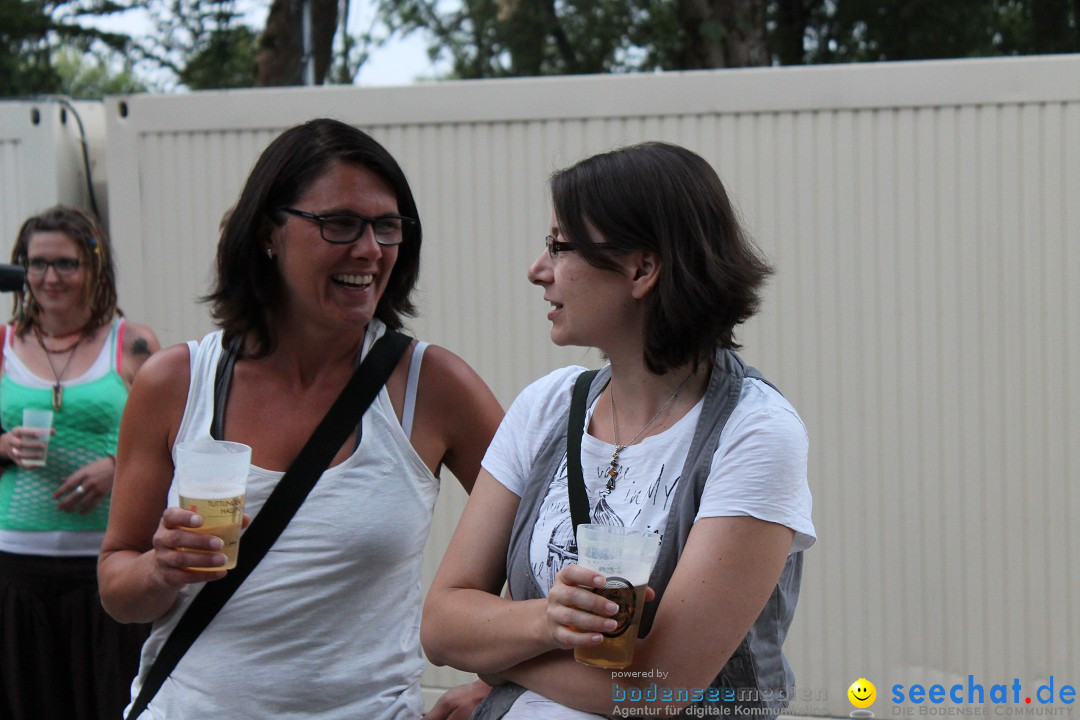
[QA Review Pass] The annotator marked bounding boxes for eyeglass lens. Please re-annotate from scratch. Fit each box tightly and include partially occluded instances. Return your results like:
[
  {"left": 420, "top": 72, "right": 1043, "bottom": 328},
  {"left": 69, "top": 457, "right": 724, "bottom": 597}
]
[
  {"left": 545, "top": 235, "right": 560, "bottom": 258},
  {"left": 320, "top": 215, "right": 409, "bottom": 245},
  {"left": 27, "top": 258, "right": 80, "bottom": 276}
]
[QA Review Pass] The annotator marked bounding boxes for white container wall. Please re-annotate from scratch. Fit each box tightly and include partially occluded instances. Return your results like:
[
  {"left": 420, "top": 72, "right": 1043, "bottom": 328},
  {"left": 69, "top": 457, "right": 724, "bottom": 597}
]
[
  {"left": 0, "top": 99, "right": 107, "bottom": 259},
  {"left": 102, "top": 54, "right": 1080, "bottom": 716}
]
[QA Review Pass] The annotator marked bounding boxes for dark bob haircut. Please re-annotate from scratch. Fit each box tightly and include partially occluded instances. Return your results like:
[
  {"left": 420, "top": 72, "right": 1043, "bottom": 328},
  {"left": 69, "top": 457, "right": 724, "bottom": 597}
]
[
  {"left": 551, "top": 142, "right": 772, "bottom": 375},
  {"left": 10, "top": 204, "right": 119, "bottom": 336},
  {"left": 206, "top": 118, "right": 422, "bottom": 356}
]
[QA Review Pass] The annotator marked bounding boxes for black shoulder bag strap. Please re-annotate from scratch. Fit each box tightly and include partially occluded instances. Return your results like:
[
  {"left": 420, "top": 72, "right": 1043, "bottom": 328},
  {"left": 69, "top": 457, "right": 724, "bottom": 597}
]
[
  {"left": 566, "top": 369, "right": 600, "bottom": 537},
  {"left": 128, "top": 329, "right": 412, "bottom": 719}
]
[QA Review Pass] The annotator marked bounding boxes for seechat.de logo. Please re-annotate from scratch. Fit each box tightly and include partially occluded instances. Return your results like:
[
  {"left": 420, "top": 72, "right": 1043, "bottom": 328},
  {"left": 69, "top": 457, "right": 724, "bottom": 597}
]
[{"left": 850, "top": 678, "right": 878, "bottom": 717}]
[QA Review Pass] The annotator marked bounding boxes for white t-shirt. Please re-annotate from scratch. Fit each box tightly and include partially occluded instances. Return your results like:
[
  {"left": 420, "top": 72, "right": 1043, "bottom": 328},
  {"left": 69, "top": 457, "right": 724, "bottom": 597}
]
[{"left": 481, "top": 365, "right": 816, "bottom": 720}]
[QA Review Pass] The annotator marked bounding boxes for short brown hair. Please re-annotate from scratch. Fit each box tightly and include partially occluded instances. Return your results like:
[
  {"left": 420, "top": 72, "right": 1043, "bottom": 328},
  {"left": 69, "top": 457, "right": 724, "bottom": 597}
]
[{"left": 551, "top": 142, "right": 772, "bottom": 374}]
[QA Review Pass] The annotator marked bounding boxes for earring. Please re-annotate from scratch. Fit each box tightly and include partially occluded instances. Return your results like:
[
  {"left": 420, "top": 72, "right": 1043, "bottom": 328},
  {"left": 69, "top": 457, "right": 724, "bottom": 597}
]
[{"left": 266, "top": 248, "right": 274, "bottom": 260}]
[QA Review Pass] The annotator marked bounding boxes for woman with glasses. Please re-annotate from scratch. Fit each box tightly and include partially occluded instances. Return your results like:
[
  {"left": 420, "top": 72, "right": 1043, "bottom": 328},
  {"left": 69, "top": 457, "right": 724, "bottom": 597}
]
[
  {"left": 98, "top": 118, "right": 503, "bottom": 719},
  {"left": 422, "top": 142, "right": 816, "bottom": 718},
  {"left": 0, "top": 205, "right": 160, "bottom": 720}
]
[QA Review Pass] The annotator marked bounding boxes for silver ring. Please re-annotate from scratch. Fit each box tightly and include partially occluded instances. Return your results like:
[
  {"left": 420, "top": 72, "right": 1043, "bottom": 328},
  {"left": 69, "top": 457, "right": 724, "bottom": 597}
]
[{"left": 75, "top": 485, "right": 85, "bottom": 494}]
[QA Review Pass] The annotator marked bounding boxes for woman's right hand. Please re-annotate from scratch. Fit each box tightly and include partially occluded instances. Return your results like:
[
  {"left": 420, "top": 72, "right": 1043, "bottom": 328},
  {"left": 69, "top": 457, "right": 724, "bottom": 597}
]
[
  {"left": 543, "top": 563, "right": 622, "bottom": 650},
  {"left": 0, "top": 426, "right": 52, "bottom": 468},
  {"left": 149, "top": 507, "right": 231, "bottom": 588}
]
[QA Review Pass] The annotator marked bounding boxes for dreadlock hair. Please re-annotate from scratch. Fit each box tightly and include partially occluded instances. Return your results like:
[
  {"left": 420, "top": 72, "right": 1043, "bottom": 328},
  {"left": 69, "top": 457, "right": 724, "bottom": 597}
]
[{"left": 9, "top": 205, "right": 120, "bottom": 337}]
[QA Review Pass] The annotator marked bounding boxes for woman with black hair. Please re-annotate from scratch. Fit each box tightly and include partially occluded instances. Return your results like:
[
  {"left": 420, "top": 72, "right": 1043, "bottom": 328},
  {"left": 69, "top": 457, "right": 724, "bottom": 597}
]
[
  {"left": 422, "top": 142, "right": 815, "bottom": 719},
  {"left": 98, "top": 119, "right": 502, "bottom": 718}
]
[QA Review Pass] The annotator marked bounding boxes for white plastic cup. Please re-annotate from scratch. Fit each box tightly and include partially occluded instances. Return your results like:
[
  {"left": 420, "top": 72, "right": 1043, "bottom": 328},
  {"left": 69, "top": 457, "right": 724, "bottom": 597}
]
[
  {"left": 21, "top": 408, "right": 54, "bottom": 467},
  {"left": 573, "top": 524, "right": 662, "bottom": 669},
  {"left": 175, "top": 440, "right": 251, "bottom": 570}
]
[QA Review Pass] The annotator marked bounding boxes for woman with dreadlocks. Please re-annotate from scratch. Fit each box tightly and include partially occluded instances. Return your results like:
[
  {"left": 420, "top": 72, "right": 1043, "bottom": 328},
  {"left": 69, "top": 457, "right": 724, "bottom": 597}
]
[{"left": 0, "top": 205, "right": 159, "bottom": 720}]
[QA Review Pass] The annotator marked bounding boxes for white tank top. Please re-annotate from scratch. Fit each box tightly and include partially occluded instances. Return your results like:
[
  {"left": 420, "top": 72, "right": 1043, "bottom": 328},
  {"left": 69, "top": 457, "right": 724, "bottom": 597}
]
[{"left": 127, "top": 320, "right": 438, "bottom": 719}]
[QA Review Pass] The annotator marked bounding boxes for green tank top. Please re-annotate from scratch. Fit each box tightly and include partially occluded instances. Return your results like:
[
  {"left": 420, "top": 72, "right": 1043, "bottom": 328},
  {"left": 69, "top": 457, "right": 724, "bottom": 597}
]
[{"left": 0, "top": 320, "right": 128, "bottom": 531}]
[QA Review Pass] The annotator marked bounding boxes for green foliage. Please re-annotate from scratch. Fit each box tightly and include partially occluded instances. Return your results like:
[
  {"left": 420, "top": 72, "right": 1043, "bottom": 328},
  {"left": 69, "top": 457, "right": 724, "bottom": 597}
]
[
  {"left": 378, "top": 0, "right": 641, "bottom": 78},
  {"left": 178, "top": 25, "right": 259, "bottom": 89},
  {"left": 0, "top": 0, "right": 263, "bottom": 96},
  {"left": 377, "top": 0, "right": 1080, "bottom": 79},
  {"left": 4, "top": 0, "right": 1078, "bottom": 96},
  {"left": 995, "top": 0, "right": 1080, "bottom": 55},
  {"left": 0, "top": 0, "right": 132, "bottom": 96},
  {"left": 135, "top": 0, "right": 258, "bottom": 90},
  {"left": 53, "top": 46, "right": 147, "bottom": 97},
  {"left": 328, "top": 28, "right": 373, "bottom": 85},
  {"left": 807, "top": 0, "right": 1001, "bottom": 62},
  {"left": 793, "top": 0, "right": 1080, "bottom": 64}
]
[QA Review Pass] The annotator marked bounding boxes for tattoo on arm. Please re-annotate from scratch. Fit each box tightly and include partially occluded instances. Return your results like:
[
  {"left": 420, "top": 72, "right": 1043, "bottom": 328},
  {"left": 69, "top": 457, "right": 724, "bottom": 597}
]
[{"left": 132, "top": 338, "right": 152, "bottom": 357}]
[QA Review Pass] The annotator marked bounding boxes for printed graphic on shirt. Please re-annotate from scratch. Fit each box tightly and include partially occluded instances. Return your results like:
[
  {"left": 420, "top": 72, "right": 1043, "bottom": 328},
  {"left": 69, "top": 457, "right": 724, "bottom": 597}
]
[{"left": 530, "top": 444, "right": 682, "bottom": 594}]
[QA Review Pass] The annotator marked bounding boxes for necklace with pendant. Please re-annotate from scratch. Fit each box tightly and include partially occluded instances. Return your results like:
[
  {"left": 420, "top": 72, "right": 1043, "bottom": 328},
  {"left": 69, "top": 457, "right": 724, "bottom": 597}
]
[
  {"left": 34, "top": 326, "right": 86, "bottom": 410},
  {"left": 606, "top": 370, "right": 694, "bottom": 491}
]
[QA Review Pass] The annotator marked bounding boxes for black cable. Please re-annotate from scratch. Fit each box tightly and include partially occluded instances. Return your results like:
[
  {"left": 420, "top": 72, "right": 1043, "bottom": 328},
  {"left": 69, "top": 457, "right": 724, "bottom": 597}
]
[
  {"left": 32, "top": 95, "right": 102, "bottom": 220},
  {"left": 56, "top": 97, "right": 101, "bottom": 219}
]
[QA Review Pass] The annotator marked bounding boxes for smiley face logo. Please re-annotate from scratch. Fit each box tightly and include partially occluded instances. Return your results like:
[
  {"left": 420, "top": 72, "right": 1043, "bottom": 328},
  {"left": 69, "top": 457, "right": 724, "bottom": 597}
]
[{"left": 848, "top": 678, "right": 877, "bottom": 709}]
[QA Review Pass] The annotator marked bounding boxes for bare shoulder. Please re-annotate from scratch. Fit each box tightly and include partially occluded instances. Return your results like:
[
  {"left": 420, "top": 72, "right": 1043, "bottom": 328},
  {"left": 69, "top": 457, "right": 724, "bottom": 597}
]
[
  {"left": 119, "top": 320, "right": 163, "bottom": 385},
  {"left": 129, "top": 342, "right": 191, "bottom": 399},
  {"left": 119, "top": 341, "right": 193, "bottom": 451},
  {"left": 122, "top": 320, "right": 162, "bottom": 356},
  {"left": 419, "top": 344, "right": 493, "bottom": 396},
  {"left": 412, "top": 343, "right": 503, "bottom": 489},
  {"left": 417, "top": 344, "right": 503, "bottom": 419}
]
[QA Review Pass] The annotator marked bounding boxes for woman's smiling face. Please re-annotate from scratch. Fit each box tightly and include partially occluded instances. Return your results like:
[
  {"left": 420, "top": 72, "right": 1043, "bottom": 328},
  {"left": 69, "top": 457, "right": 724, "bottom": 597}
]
[
  {"left": 26, "top": 230, "right": 89, "bottom": 318},
  {"left": 268, "top": 161, "right": 401, "bottom": 333}
]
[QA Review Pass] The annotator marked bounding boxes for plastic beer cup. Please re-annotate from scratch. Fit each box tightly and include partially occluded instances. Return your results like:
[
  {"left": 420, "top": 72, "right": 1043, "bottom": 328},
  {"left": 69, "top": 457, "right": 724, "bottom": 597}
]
[
  {"left": 21, "top": 408, "right": 54, "bottom": 467},
  {"left": 573, "top": 523, "right": 662, "bottom": 669},
  {"left": 175, "top": 440, "right": 251, "bottom": 571}
]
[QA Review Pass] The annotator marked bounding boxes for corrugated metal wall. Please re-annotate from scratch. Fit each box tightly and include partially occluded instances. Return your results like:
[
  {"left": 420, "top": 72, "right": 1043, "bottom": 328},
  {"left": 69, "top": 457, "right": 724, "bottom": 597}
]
[
  {"left": 0, "top": 100, "right": 107, "bottom": 262},
  {"left": 101, "top": 54, "right": 1080, "bottom": 715}
]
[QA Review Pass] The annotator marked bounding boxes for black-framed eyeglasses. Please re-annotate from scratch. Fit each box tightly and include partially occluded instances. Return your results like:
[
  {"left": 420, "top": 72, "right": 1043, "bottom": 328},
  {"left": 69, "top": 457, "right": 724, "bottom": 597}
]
[
  {"left": 26, "top": 258, "right": 81, "bottom": 277},
  {"left": 544, "top": 235, "right": 624, "bottom": 260},
  {"left": 544, "top": 235, "right": 576, "bottom": 259},
  {"left": 280, "top": 207, "right": 418, "bottom": 246}
]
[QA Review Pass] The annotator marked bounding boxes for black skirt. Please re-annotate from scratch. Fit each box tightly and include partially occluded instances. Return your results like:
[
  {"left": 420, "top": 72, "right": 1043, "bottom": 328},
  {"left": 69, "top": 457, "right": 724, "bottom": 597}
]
[{"left": 0, "top": 550, "right": 150, "bottom": 720}]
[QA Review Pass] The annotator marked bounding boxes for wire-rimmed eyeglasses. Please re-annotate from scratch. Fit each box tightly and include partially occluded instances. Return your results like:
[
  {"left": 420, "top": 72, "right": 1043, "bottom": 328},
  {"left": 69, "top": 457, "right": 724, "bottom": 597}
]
[{"left": 280, "top": 207, "right": 418, "bottom": 246}]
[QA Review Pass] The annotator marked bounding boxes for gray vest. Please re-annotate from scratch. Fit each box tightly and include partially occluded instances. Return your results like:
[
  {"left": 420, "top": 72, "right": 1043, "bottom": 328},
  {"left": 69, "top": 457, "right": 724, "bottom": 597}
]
[{"left": 471, "top": 348, "right": 804, "bottom": 719}]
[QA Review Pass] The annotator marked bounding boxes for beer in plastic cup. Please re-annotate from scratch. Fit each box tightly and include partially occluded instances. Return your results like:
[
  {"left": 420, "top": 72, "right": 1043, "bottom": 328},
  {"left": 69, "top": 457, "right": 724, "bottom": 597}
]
[
  {"left": 175, "top": 440, "right": 251, "bottom": 571},
  {"left": 21, "top": 408, "right": 54, "bottom": 467},
  {"left": 573, "top": 523, "right": 661, "bottom": 669}
]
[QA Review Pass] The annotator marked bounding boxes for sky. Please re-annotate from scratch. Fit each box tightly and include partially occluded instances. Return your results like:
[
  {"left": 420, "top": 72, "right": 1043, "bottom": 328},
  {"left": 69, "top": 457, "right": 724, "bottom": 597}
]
[{"left": 356, "top": 31, "right": 445, "bottom": 86}]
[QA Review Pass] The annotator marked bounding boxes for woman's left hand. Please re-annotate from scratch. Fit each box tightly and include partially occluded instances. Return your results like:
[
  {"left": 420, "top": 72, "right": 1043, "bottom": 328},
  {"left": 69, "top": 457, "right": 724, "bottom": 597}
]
[
  {"left": 54, "top": 456, "right": 116, "bottom": 514},
  {"left": 423, "top": 679, "right": 492, "bottom": 720}
]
